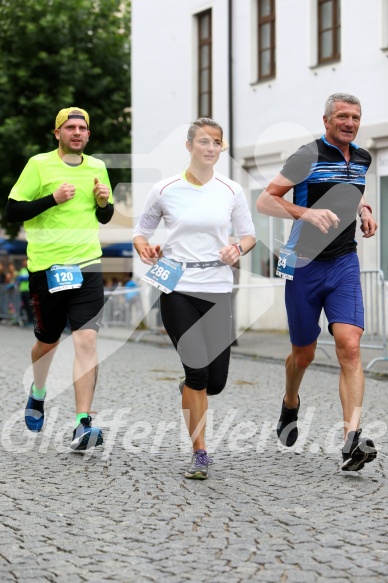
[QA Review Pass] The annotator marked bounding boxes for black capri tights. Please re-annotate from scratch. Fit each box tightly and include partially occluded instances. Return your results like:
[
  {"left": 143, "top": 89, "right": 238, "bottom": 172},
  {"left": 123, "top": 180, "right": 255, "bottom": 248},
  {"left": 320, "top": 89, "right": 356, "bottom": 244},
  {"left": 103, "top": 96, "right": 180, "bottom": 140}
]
[{"left": 160, "top": 291, "right": 232, "bottom": 395}]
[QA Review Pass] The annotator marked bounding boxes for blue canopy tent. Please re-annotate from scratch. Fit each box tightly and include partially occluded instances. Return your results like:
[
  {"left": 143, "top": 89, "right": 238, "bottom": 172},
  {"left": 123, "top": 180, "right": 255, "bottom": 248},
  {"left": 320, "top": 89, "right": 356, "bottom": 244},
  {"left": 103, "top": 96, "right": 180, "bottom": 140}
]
[
  {"left": 0, "top": 238, "right": 27, "bottom": 256},
  {"left": 101, "top": 242, "right": 133, "bottom": 258},
  {"left": 0, "top": 238, "right": 133, "bottom": 259}
]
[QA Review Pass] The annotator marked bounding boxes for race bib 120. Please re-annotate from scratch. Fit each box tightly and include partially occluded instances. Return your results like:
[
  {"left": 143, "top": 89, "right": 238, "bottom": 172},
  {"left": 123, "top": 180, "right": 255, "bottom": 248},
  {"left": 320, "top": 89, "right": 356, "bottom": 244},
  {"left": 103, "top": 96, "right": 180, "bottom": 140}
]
[{"left": 46, "top": 264, "right": 83, "bottom": 293}]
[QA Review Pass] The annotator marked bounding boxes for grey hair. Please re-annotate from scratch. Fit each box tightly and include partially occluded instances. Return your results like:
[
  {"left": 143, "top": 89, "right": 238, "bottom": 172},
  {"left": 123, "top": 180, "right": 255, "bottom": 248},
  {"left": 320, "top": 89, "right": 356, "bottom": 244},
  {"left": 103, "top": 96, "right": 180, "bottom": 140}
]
[
  {"left": 324, "top": 93, "right": 362, "bottom": 119},
  {"left": 187, "top": 117, "right": 223, "bottom": 144}
]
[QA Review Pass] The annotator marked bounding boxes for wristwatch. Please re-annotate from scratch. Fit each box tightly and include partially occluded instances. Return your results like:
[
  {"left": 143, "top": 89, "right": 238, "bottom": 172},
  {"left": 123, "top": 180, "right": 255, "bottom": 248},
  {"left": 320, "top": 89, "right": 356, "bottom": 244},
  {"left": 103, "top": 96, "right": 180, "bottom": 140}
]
[{"left": 231, "top": 242, "right": 244, "bottom": 256}]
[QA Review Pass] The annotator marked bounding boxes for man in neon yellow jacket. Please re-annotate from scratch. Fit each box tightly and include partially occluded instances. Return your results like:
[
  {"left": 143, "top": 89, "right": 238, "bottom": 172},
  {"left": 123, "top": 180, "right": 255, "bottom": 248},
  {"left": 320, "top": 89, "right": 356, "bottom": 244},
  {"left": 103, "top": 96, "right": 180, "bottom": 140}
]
[{"left": 6, "top": 107, "right": 114, "bottom": 451}]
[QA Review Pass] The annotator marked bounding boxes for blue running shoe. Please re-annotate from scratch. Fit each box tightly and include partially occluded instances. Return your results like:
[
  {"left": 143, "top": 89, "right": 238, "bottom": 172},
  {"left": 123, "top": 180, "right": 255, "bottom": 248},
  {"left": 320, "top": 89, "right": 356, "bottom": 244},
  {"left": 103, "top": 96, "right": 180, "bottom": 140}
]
[
  {"left": 25, "top": 384, "right": 45, "bottom": 432},
  {"left": 70, "top": 415, "right": 103, "bottom": 451}
]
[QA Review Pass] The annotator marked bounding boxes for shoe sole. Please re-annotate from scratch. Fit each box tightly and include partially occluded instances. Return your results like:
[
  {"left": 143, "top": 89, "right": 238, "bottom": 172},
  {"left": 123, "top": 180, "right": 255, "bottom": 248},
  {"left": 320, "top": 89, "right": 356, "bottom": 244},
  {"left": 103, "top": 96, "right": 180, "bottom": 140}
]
[
  {"left": 70, "top": 428, "right": 103, "bottom": 451},
  {"left": 342, "top": 443, "right": 377, "bottom": 472},
  {"left": 184, "top": 471, "right": 208, "bottom": 480}
]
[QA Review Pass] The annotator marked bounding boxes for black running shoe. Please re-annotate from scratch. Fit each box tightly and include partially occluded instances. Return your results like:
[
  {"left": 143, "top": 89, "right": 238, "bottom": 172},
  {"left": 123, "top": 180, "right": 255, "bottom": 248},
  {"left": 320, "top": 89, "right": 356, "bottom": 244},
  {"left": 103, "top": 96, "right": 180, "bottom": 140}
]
[
  {"left": 341, "top": 429, "right": 377, "bottom": 472},
  {"left": 25, "top": 384, "right": 45, "bottom": 432},
  {"left": 184, "top": 449, "right": 213, "bottom": 479},
  {"left": 70, "top": 415, "right": 103, "bottom": 451},
  {"left": 277, "top": 395, "right": 300, "bottom": 447}
]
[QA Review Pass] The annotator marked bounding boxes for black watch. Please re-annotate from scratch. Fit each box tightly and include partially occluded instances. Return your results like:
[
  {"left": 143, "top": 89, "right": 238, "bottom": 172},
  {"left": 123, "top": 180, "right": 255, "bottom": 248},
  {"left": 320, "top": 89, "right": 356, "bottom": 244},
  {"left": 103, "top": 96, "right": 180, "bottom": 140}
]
[{"left": 237, "top": 244, "right": 244, "bottom": 256}]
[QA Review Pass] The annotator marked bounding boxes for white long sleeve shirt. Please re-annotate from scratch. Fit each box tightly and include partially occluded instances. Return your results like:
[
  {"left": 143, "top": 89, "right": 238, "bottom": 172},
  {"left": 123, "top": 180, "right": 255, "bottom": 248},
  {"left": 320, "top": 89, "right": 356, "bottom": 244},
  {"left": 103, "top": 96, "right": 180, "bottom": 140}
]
[{"left": 133, "top": 172, "right": 255, "bottom": 293}]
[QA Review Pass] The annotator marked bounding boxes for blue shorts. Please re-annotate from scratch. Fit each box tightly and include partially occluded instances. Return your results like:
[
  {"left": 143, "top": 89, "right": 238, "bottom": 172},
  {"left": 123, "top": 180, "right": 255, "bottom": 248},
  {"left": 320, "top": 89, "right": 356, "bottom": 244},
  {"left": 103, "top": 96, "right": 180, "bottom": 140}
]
[{"left": 285, "top": 252, "right": 364, "bottom": 347}]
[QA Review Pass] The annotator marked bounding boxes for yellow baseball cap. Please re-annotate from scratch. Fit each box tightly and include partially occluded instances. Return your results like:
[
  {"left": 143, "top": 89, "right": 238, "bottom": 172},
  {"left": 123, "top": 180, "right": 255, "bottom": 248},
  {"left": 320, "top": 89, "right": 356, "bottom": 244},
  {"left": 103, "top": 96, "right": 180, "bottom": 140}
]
[{"left": 55, "top": 107, "right": 90, "bottom": 130}]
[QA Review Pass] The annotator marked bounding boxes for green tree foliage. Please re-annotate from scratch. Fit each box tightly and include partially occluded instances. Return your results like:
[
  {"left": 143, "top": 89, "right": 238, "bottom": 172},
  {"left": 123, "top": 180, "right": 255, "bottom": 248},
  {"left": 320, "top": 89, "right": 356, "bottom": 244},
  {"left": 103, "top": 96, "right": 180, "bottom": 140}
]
[{"left": 0, "top": 0, "right": 131, "bottom": 237}]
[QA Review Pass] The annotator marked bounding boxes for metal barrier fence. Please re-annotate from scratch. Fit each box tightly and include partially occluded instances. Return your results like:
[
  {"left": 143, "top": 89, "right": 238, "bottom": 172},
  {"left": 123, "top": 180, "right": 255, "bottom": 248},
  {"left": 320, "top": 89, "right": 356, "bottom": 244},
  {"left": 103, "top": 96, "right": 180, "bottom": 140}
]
[
  {"left": 318, "top": 269, "right": 388, "bottom": 370},
  {"left": 102, "top": 283, "right": 167, "bottom": 342},
  {"left": 0, "top": 284, "right": 25, "bottom": 326},
  {"left": 3, "top": 271, "right": 387, "bottom": 371},
  {"left": 0, "top": 283, "right": 145, "bottom": 329},
  {"left": 101, "top": 286, "right": 144, "bottom": 328},
  {"left": 134, "top": 284, "right": 166, "bottom": 342},
  {"left": 135, "top": 279, "right": 284, "bottom": 343},
  {"left": 135, "top": 273, "right": 388, "bottom": 370}
]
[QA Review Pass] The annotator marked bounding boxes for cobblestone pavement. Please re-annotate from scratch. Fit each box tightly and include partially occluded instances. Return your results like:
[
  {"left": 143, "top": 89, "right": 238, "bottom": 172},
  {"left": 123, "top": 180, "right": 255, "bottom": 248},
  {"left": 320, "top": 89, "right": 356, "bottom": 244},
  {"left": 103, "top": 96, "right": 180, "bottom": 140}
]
[{"left": 0, "top": 326, "right": 387, "bottom": 583}]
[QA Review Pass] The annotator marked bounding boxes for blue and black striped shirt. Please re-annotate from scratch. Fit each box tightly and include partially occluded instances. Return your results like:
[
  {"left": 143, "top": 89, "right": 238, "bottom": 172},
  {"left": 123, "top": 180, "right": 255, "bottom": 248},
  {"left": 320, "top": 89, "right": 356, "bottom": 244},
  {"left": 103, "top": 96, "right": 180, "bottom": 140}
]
[{"left": 280, "top": 136, "right": 371, "bottom": 260}]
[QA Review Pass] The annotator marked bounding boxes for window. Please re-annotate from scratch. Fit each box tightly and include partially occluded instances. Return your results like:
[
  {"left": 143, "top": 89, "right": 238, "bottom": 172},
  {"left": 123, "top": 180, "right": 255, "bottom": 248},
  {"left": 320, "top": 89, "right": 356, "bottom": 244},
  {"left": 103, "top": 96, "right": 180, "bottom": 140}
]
[
  {"left": 318, "top": 0, "right": 341, "bottom": 63},
  {"left": 251, "top": 191, "right": 284, "bottom": 277},
  {"left": 258, "top": 0, "right": 276, "bottom": 80},
  {"left": 197, "top": 10, "right": 212, "bottom": 118},
  {"left": 380, "top": 177, "right": 388, "bottom": 279}
]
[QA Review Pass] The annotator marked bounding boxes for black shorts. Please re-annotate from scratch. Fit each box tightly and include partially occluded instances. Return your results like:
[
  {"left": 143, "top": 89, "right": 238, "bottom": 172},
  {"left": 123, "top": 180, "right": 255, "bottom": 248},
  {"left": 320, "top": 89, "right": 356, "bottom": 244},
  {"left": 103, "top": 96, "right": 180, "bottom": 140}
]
[
  {"left": 160, "top": 291, "right": 232, "bottom": 395},
  {"left": 29, "top": 263, "right": 104, "bottom": 343}
]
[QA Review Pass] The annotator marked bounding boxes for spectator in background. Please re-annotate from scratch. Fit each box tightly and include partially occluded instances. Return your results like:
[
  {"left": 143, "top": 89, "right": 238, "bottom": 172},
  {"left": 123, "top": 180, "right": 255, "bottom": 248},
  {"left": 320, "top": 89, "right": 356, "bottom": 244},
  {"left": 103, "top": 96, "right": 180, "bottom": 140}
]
[
  {"left": 103, "top": 277, "right": 114, "bottom": 290},
  {"left": 17, "top": 257, "right": 34, "bottom": 325},
  {"left": 0, "top": 261, "right": 6, "bottom": 284},
  {"left": 0, "top": 261, "right": 7, "bottom": 319},
  {"left": 5, "top": 261, "right": 17, "bottom": 285},
  {"left": 124, "top": 272, "right": 142, "bottom": 324},
  {"left": 124, "top": 272, "right": 139, "bottom": 301}
]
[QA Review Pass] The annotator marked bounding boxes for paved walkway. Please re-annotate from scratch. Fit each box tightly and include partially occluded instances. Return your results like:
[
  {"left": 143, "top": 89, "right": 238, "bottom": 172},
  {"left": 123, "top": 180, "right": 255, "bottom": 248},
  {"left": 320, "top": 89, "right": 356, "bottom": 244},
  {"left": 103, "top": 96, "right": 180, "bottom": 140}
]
[{"left": 0, "top": 325, "right": 387, "bottom": 582}]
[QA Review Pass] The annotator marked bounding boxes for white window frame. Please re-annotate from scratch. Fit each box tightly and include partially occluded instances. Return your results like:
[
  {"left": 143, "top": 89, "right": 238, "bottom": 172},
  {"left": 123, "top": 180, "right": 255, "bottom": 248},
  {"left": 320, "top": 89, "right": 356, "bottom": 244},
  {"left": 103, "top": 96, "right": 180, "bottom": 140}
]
[
  {"left": 380, "top": 0, "right": 388, "bottom": 49},
  {"left": 308, "top": 0, "right": 319, "bottom": 67},
  {"left": 308, "top": 0, "right": 342, "bottom": 67},
  {"left": 191, "top": 5, "right": 213, "bottom": 120}
]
